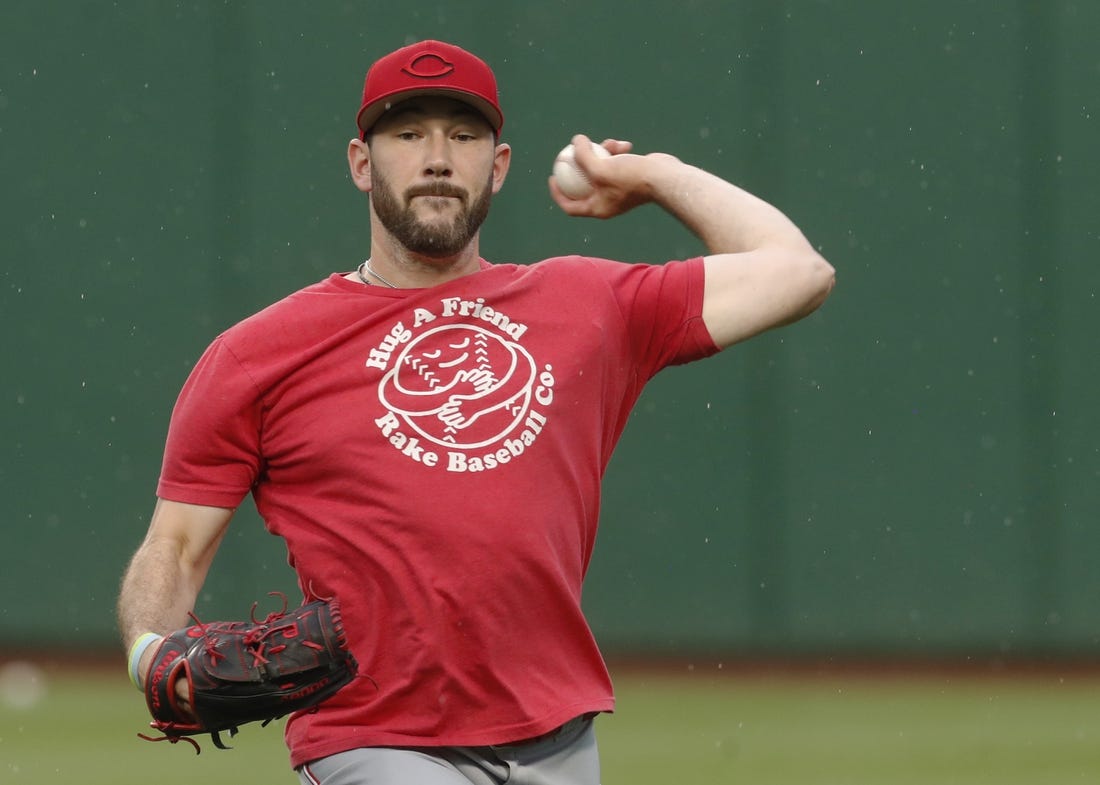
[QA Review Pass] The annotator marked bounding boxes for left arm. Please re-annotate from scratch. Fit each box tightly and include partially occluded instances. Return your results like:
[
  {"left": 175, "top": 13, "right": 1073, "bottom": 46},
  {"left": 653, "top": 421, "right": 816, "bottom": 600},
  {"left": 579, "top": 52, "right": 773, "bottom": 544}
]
[{"left": 550, "top": 135, "right": 835, "bottom": 349}]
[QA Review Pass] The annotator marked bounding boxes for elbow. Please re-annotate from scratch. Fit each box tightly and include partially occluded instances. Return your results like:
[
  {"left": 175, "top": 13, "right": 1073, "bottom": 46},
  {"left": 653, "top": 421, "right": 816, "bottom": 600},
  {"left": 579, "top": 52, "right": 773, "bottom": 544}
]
[
  {"left": 816, "top": 252, "right": 837, "bottom": 298},
  {"left": 802, "top": 249, "right": 836, "bottom": 314}
]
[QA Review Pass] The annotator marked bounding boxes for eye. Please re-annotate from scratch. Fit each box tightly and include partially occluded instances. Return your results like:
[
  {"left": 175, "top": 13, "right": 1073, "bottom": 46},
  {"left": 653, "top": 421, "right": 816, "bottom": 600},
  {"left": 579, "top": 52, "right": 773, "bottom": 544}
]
[
  {"left": 453, "top": 131, "right": 478, "bottom": 143},
  {"left": 396, "top": 130, "right": 421, "bottom": 141}
]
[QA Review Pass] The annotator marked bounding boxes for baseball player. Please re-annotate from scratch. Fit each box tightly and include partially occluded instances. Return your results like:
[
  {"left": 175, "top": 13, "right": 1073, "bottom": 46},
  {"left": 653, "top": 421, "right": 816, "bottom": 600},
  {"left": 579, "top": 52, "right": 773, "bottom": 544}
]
[{"left": 117, "top": 39, "right": 834, "bottom": 784}]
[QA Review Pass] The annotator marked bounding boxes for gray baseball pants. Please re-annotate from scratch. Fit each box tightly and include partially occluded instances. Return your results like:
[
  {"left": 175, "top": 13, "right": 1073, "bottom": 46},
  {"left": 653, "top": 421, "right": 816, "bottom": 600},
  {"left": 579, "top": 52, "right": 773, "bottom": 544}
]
[{"left": 297, "top": 714, "right": 600, "bottom": 785}]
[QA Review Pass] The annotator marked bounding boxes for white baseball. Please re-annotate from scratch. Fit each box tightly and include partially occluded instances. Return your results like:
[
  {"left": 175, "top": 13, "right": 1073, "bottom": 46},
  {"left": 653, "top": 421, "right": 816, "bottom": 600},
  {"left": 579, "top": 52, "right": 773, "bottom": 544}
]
[{"left": 553, "top": 142, "right": 612, "bottom": 199}]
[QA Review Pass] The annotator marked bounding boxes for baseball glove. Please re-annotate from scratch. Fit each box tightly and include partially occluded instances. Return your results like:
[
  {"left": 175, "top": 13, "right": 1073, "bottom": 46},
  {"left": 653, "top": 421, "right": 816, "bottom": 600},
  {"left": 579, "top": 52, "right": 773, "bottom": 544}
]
[{"left": 139, "top": 594, "right": 357, "bottom": 753}]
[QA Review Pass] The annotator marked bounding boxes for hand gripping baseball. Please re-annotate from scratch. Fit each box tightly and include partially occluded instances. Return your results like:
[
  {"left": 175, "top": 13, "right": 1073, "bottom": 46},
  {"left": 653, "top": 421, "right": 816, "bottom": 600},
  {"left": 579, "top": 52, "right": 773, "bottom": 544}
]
[{"left": 548, "top": 135, "right": 659, "bottom": 218}]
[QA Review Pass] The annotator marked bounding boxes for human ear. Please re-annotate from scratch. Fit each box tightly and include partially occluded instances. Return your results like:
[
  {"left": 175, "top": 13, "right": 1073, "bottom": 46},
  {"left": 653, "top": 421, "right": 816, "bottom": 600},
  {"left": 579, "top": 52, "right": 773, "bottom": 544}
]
[
  {"left": 347, "top": 138, "right": 373, "bottom": 192},
  {"left": 491, "top": 143, "right": 511, "bottom": 194}
]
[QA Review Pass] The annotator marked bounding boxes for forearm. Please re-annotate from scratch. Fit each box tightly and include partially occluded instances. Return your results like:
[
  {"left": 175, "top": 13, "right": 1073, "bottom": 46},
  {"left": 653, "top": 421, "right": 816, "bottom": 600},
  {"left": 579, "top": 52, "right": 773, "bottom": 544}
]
[
  {"left": 117, "top": 537, "right": 203, "bottom": 647},
  {"left": 643, "top": 153, "right": 814, "bottom": 256},
  {"left": 117, "top": 533, "right": 213, "bottom": 691},
  {"left": 116, "top": 500, "right": 233, "bottom": 649}
]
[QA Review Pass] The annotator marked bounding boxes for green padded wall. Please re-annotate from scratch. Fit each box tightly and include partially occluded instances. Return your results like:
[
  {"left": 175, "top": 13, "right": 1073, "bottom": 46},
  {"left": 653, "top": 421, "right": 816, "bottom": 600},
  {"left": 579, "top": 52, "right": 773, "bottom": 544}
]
[{"left": 2, "top": 2, "right": 1097, "bottom": 659}]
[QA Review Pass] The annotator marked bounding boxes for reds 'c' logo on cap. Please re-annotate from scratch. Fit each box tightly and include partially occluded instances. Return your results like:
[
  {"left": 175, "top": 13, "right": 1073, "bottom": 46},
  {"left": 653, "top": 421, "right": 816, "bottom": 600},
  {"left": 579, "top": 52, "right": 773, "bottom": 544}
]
[
  {"left": 402, "top": 53, "right": 454, "bottom": 79},
  {"left": 358, "top": 41, "right": 503, "bottom": 135}
]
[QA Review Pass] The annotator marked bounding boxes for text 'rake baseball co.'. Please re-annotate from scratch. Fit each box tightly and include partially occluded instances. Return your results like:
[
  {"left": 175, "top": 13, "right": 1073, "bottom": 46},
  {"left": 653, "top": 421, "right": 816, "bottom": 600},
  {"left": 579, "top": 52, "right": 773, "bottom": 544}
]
[{"left": 366, "top": 295, "right": 556, "bottom": 472}]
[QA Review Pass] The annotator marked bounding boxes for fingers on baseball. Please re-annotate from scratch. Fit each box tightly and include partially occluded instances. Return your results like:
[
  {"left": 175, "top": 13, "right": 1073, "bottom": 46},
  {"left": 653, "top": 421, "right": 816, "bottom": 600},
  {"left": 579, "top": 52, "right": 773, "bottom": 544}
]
[
  {"left": 570, "top": 135, "right": 606, "bottom": 171},
  {"left": 547, "top": 176, "right": 595, "bottom": 214},
  {"left": 598, "top": 137, "right": 632, "bottom": 155}
]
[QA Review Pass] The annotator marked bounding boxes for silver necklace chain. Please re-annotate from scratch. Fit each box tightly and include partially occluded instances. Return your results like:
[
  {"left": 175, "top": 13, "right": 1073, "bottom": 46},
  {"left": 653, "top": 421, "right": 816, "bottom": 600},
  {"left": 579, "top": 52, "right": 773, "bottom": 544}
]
[{"left": 357, "top": 259, "right": 398, "bottom": 289}]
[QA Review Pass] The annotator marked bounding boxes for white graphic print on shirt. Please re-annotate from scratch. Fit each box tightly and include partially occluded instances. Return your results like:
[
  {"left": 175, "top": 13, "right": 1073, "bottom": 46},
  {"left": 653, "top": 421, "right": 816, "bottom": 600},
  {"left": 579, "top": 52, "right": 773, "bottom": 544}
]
[{"left": 365, "top": 295, "right": 557, "bottom": 473}]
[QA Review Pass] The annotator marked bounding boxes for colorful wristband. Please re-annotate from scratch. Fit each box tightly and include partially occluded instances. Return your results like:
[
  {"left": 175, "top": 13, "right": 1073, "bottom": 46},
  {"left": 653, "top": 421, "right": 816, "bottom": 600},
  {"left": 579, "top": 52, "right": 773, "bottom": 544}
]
[{"left": 127, "top": 632, "right": 162, "bottom": 691}]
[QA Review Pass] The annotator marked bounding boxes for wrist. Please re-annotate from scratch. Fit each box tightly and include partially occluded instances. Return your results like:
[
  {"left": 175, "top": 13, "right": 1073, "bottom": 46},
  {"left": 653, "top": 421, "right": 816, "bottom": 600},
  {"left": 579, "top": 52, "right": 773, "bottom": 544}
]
[
  {"left": 127, "top": 632, "right": 162, "bottom": 691},
  {"left": 639, "top": 152, "right": 691, "bottom": 202}
]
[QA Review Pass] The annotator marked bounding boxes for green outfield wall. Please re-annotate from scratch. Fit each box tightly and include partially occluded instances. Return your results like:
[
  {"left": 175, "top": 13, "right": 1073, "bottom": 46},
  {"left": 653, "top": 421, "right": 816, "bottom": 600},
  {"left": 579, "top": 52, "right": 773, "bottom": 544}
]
[{"left": 2, "top": 1, "right": 1097, "bottom": 659}]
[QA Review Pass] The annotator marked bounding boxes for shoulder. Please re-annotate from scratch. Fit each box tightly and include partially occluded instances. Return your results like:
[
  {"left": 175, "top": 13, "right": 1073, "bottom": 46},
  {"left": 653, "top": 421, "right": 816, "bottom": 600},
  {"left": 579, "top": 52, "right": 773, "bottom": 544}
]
[
  {"left": 213, "top": 274, "right": 357, "bottom": 358},
  {"left": 479, "top": 256, "right": 706, "bottom": 306},
  {"left": 528, "top": 255, "right": 706, "bottom": 290},
  {"left": 531, "top": 255, "right": 703, "bottom": 276},
  {"left": 487, "top": 255, "right": 639, "bottom": 284},
  {"left": 237, "top": 274, "right": 351, "bottom": 326}
]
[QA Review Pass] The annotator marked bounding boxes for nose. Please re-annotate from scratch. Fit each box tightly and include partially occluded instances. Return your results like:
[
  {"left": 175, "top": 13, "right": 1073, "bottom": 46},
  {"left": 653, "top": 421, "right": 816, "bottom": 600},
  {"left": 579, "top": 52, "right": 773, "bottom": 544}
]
[{"left": 423, "top": 133, "right": 453, "bottom": 178}]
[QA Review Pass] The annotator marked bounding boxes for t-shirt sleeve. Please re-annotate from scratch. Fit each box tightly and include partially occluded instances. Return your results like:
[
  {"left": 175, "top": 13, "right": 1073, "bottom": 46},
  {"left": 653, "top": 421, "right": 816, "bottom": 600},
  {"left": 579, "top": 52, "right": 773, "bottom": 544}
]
[
  {"left": 592, "top": 256, "right": 719, "bottom": 379},
  {"left": 156, "top": 337, "right": 263, "bottom": 508}
]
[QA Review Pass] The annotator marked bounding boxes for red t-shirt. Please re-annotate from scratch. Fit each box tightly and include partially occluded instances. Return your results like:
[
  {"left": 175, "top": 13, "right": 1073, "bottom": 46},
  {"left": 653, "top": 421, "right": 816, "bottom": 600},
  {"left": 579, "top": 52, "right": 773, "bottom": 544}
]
[{"left": 157, "top": 255, "right": 717, "bottom": 767}]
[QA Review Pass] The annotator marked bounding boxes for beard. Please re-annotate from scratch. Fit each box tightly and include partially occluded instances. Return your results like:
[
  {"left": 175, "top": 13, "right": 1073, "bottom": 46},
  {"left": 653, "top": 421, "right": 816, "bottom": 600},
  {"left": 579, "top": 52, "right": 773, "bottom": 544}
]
[{"left": 370, "top": 167, "right": 493, "bottom": 258}]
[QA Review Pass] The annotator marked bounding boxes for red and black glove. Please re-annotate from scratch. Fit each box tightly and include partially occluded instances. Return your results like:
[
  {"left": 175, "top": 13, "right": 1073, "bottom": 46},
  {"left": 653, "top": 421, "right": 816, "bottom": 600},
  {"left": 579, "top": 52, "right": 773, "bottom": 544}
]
[{"left": 141, "top": 596, "right": 357, "bottom": 752}]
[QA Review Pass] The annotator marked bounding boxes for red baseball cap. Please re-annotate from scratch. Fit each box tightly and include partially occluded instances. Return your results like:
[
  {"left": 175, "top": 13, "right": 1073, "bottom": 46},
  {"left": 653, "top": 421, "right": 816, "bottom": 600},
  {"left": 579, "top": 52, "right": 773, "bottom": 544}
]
[{"left": 356, "top": 40, "right": 504, "bottom": 137}]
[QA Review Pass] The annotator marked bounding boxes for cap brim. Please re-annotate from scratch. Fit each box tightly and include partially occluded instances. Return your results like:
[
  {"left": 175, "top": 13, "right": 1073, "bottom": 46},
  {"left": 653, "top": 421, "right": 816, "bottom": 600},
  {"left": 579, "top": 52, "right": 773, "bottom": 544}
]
[{"left": 356, "top": 88, "right": 503, "bottom": 135}]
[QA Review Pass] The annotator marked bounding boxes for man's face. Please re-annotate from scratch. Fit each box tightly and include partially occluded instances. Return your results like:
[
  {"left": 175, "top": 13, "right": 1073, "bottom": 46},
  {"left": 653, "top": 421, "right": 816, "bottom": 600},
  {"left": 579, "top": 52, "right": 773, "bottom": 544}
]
[
  {"left": 366, "top": 97, "right": 500, "bottom": 259},
  {"left": 369, "top": 161, "right": 494, "bottom": 259}
]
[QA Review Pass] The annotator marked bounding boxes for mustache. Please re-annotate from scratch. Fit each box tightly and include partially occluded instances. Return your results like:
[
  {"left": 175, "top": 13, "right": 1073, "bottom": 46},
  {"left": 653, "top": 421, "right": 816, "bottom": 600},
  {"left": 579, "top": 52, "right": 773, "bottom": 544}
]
[{"left": 406, "top": 182, "right": 467, "bottom": 201}]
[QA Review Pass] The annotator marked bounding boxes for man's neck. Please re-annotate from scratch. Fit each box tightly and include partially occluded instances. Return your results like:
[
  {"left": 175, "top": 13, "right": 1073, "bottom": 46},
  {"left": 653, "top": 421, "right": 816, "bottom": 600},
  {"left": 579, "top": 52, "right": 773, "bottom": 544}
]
[{"left": 361, "top": 237, "right": 483, "bottom": 289}]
